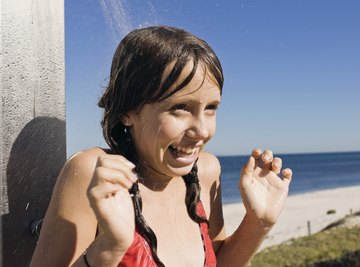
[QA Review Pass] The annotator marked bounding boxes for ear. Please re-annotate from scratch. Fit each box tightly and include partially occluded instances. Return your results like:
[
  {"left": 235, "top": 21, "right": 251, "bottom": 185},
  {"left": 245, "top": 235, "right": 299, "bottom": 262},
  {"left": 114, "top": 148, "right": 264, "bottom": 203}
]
[{"left": 120, "top": 114, "right": 133, "bottom": 127}]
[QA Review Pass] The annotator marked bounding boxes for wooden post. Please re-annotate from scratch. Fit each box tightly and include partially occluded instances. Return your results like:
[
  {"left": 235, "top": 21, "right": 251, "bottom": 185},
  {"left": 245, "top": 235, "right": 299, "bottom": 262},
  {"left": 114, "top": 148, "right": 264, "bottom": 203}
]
[
  {"left": 307, "top": 220, "right": 311, "bottom": 236},
  {"left": 1, "top": 0, "right": 65, "bottom": 266}
]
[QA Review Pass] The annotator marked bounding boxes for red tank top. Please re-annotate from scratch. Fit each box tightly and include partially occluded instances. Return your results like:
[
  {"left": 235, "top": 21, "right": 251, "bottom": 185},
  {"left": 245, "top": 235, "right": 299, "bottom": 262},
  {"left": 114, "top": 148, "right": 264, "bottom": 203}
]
[{"left": 118, "top": 202, "right": 216, "bottom": 267}]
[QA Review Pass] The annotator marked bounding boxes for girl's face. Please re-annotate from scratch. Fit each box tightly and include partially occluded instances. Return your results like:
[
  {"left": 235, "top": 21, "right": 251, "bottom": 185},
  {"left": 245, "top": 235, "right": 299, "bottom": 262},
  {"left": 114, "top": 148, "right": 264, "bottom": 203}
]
[{"left": 126, "top": 63, "right": 221, "bottom": 180}]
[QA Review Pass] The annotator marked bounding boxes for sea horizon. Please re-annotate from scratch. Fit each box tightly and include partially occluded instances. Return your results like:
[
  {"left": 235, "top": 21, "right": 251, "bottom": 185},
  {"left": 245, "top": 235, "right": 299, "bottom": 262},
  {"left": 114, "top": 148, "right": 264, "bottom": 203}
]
[
  {"left": 218, "top": 151, "right": 360, "bottom": 204},
  {"left": 215, "top": 149, "right": 360, "bottom": 158}
]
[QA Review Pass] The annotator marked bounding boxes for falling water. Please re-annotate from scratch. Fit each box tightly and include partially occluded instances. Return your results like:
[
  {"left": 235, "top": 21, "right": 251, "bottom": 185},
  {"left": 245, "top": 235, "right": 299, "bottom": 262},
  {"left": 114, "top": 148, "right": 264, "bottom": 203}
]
[
  {"left": 99, "top": 0, "right": 159, "bottom": 42},
  {"left": 99, "top": 0, "right": 132, "bottom": 40}
]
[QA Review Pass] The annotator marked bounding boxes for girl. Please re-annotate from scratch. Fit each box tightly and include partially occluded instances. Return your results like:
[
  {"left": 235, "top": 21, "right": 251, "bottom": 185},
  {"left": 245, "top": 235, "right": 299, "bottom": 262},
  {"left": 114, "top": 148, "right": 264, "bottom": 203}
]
[{"left": 30, "top": 25, "right": 292, "bottom": 267}]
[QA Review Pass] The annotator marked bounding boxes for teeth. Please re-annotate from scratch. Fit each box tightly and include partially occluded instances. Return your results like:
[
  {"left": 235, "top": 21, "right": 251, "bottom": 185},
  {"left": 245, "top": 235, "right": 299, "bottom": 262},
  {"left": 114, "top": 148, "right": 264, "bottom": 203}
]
[{"left": 171, "top": 145, "right": 198, "bottom": 154}]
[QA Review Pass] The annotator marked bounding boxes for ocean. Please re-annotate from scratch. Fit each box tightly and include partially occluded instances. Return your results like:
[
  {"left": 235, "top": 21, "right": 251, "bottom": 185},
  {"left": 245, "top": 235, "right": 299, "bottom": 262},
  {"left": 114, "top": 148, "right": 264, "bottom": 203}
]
[{"left": 218, "top": 151, "right": 360, "bottom": 204}]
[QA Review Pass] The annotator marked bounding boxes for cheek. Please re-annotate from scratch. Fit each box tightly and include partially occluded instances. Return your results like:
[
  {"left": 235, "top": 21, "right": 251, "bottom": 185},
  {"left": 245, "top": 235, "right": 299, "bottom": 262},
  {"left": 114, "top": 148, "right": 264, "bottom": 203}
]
[
  {"left": 208, "top": 117, "right": 217, "bottom": 137},
  {"left": 131, "top": 120, "right": 155, "bottom": 152},
  {"left": 156, "top": 117, "right": 187, "bottom": 141},
  {"left": 135, "top": 116, "right": 182, "bottom": 150}
]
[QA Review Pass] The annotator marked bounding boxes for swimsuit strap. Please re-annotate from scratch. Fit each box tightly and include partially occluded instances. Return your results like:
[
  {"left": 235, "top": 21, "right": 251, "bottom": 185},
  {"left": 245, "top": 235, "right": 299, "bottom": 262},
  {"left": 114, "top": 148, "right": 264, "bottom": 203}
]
[
  {"left": 118, "top": 231, "right": 157, "bottom": 267},
  {"left": 196, "top": 201, "right": 217, "bottom": 267}
]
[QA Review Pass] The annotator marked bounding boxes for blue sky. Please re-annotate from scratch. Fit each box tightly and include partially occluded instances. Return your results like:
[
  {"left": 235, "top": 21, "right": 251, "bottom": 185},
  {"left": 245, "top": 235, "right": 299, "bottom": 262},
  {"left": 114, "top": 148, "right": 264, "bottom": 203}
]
[{"left": 66, "top": 0, "right": 360, "bottom": 157}]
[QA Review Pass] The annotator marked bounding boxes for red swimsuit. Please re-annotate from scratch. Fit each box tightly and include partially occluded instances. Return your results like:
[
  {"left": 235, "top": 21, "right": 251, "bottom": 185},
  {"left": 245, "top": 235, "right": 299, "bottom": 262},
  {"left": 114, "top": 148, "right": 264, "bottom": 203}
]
[{"left": 118, "top": 202, "right": 216, "bottom": 267}]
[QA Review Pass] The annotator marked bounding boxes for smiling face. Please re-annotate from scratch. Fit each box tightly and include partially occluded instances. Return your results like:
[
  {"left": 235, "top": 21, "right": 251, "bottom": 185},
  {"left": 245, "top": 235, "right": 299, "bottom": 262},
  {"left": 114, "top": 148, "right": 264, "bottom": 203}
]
[{"left": 125, "top": 62, "right": 221, "bottom": 180}]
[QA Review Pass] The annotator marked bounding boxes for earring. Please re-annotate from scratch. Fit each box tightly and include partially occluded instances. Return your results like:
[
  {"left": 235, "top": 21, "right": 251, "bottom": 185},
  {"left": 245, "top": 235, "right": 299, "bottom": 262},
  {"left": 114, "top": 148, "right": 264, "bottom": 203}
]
[
  {"left": 121, "top": 114, "right": 132, "bottom": 127},
  {"left": 124, "top": 126, "right": 132, "bottom": 144}
]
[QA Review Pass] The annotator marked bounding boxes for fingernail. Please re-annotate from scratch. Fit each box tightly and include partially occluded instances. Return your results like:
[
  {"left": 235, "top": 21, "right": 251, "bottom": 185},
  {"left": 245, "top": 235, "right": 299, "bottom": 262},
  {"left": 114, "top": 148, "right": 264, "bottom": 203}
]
[
  {"left": 131, "top": 173, "right": 138, "bottom": 182},
  {"left": 126, "top": 161, "right": 136, "bottom": 168}
]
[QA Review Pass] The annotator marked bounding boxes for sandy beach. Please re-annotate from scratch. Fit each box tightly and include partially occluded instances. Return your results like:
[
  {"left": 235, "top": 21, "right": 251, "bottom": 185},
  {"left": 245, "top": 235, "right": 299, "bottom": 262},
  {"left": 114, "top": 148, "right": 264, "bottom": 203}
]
[{"left": 223, "top": 185, "right": 360, "bottom": 250}]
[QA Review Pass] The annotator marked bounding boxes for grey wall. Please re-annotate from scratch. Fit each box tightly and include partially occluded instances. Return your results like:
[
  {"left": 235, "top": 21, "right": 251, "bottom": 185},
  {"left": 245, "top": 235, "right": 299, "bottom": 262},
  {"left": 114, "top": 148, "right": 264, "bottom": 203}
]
[{"left": 1, "top": 1, "right": 65, "bottom": 266}]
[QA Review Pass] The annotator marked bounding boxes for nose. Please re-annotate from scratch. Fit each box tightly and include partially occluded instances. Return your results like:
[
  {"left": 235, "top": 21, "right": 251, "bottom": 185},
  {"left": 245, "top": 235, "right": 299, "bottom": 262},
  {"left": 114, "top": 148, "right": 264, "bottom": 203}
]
[{"left": 186, "top": 115, "right": 210, "bottom": 140}]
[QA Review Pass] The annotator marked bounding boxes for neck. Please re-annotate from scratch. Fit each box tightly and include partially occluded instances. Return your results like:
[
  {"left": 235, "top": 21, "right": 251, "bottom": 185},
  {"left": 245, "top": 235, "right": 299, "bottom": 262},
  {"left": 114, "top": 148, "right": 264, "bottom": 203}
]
[
  {"left": 140, "top": 175, "right": 182, "bottom": 192},
  {"left": 136, "top": 161, "right": 180, "bottom": 192}
]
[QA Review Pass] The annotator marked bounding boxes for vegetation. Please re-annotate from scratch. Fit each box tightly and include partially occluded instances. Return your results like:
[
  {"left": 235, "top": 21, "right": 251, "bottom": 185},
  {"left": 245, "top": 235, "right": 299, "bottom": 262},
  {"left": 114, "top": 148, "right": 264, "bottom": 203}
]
[
  {"left": 326, "top": 209, "right": 336, "bottom": 215},
  {"left": 250, "top": 220, "right": 360, "bottom": 267}
]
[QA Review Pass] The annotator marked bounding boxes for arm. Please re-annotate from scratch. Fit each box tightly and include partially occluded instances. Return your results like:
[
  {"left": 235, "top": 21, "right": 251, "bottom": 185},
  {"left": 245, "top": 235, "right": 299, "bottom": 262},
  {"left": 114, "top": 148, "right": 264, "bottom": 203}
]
[
  {"left": 198, "top": 152, "right": 263, "bottom": 258},
  {"left": 30, "top": 150, "right": 99, "bottom": 267},
  {"left": 30, "top": 148, "right": 137, "bottom": 267},
  {"left": 216, "top": 149, "right": 292, "bottom": 267},
  {"left": 216, "top": 214, "right": 272, "bottom": 267}
]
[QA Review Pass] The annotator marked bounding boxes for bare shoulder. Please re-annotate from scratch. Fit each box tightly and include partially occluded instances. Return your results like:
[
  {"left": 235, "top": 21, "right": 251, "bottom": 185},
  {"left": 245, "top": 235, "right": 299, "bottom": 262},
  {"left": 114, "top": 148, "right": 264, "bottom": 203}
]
[
  {"left": 68, "top": 147, "right": 108, "bottom": 169},
  {"left": 197, "top": 150, "right": 221, "bottom": 186},
  {"left": 51, "top": 147, "right": 111, "bottom": 211},
  {"left": 197, "top": 151, "right": 222, "bottom": 213},
  {"left": 63, "top": 147, "right": 110, "bottom": 181}
]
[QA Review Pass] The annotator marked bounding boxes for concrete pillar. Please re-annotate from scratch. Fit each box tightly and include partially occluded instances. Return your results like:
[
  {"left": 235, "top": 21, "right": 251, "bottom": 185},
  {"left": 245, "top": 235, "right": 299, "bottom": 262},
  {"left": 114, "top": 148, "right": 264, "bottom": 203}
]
[{"left": 1, "top": 1, "right": 65, "bottom": 266}]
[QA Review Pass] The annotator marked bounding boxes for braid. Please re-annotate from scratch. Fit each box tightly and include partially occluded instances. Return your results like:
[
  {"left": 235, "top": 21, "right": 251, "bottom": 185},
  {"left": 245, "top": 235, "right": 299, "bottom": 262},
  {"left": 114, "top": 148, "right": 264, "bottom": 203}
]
[
  {"left": 129, "top": 183, "right": 165, "bottom": 267},
  {"left": 182, "top": 162, "right": 208, "bottom": 225},
  {"left": 122, "top": 129, "right": 165, "bottom": 267}
]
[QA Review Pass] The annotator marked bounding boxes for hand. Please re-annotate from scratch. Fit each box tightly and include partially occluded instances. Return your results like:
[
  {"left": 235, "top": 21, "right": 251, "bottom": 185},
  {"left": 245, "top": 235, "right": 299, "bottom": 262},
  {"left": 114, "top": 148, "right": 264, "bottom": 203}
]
[
  {"left": 87, "top": 154, "right": 138, "bottom": 251},
  {"left": 239, "top": 148, "right": 292, "bottom": 226}
]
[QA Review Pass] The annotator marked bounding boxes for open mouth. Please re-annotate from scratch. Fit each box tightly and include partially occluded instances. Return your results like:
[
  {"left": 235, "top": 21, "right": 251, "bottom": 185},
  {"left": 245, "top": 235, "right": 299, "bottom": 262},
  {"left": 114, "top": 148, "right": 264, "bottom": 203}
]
[{"left": 168, "top": 145, "right": 199, "bottom": 159}]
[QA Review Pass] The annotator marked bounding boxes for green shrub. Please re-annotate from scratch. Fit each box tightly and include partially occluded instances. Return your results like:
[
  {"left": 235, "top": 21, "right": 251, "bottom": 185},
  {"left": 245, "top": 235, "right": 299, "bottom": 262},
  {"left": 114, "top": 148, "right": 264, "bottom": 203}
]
[{"left": 250, "top": 226, "right": 360, "bottom": 267}]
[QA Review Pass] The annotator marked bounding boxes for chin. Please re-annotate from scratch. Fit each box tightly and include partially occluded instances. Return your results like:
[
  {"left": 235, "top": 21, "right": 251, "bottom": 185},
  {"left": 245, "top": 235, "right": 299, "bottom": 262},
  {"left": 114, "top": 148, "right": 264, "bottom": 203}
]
[
  {"left": 165, "top": 163, "right": 195, "bottom": 178},
  {"left": 163, "top": 148, "right": 199, "bottom": 176}
]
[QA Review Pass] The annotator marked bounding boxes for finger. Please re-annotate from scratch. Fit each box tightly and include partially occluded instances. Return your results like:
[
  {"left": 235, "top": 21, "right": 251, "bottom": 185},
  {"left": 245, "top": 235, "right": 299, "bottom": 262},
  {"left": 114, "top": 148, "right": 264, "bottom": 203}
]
[
  {"left": 96, "top": 159, "right": 138, "bottom": 183},
  {"left": 282, "top": 168, "right": 293, "bottom": 183},
  {"left": 94, "top": 167, "right": 137, "bottom": 188},
  {"left": 240, "top": 156, "right": 255, "bottom": 188},
  {"left": 241, "top": 156, "right": 255, "bottom": 177},
  {"left": 88, "top": 182, "right": 124, "bottom": 201},
  {"left": 271, "top": 157, "right": 282, "bottom": 174},
  {"left": 251, "top": 148, "right": 262, "bottom": 169},
  {"left": 261, "top": 149, "right": 273, "bottom": 170},
  {"left": 97, "top": 154, "right": 136, "bottom": 170}
]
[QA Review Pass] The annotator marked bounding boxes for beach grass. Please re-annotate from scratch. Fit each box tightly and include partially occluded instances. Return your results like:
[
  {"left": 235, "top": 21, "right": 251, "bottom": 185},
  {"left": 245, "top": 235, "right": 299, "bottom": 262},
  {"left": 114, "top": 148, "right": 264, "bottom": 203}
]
[{"left": 250, "top": 217, "right": 360, "bottom": 267}]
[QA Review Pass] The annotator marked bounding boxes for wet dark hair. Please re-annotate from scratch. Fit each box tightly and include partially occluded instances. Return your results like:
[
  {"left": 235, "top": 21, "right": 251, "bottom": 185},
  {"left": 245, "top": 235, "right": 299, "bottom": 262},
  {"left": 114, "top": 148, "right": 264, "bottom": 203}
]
[{"left": 98, "top": 25, "right": 223, "bottom": 266}]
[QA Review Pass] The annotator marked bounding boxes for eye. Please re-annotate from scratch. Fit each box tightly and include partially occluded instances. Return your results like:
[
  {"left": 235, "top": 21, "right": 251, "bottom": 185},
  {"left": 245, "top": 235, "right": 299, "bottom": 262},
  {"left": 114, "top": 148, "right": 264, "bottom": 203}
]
[
  {"left": 170, "top": 103, "right": 189, "bottom": 113},
  {"left": 205, "top": 104, "right": 219, "bottom": 115},
  {"left": 206, "top": 104, "right": 218, "bottom": 111}
]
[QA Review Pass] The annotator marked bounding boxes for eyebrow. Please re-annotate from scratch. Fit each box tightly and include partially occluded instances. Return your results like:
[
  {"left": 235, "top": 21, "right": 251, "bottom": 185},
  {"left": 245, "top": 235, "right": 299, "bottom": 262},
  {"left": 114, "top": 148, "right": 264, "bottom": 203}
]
[
  {"left": 206, "top": 99, "right": 221, "bottom": 106},
  {"left": 161, "top": 86, "right": 221, "bottom": 105},
  {"left": 168, "top": 98, "right": 221, "bottom": 106}
]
